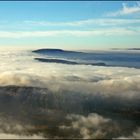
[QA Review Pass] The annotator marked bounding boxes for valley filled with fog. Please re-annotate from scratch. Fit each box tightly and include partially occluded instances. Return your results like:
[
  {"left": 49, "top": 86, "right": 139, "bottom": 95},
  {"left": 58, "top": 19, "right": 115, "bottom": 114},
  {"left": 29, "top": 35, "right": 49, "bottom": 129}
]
[{"left": 0, "top": 48, "right": 139, "bottom": 139}]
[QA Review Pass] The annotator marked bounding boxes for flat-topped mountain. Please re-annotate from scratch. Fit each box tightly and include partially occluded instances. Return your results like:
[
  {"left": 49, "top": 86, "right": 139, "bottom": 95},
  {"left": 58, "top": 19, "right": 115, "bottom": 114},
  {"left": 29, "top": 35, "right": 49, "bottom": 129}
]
[
  {"left": 33, "top": 49, "right": 64, "bottom": 53},
  {"left": 32, "top": 48, "right": 83, "bottom": 54}
]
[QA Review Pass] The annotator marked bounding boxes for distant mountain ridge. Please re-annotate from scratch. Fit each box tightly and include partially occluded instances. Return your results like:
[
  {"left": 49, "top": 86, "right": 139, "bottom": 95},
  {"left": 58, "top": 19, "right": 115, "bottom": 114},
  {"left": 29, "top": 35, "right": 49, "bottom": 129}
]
[
  {"left": 111, "top": 48, "right": 140, "bottom": 51},
  {"left": 35, "top": 58, "right": 107, "bottom": 66},
  {"left": 32, "top": 48, "right": 140, "bottom": 69},
  {"left": 35, "top": 58, "right": 78, "bottom": 65}
]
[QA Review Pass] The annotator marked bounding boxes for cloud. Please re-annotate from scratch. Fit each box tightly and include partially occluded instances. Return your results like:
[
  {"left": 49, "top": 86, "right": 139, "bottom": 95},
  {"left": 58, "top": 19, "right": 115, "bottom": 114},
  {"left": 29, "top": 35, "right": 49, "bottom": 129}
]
[
  {"left": 132, "top": 128, "right": 140, "bottom": 138},
  {"left": 1, "top": 18, "right": 140, "bottom": 38},
  {"left": 60, "top": 113, "right": 113, "bottom": 139},
  {"left": 0, "top": 49, "right": 139, "bottom": 138},
  {"left": 0, "top": 28, "right": 138, "bottom": 39},
  {"left": 0, "top": 113, "right": 45, "bottom": 139},
  {"left": 106, "top": 2, "right": 140, "bottom": 17},
  {"left": 1, "top": 18, "right": 140, "bottom": 36},
  {"left": 60, "top": 113, "right": 139, "bottom": 139},
  {"left": 24, "top": 20, "right": 94, "bottom": 27},
  {"left": 0, "top": 72, "right": 46, "bottom": 87},
  {"left": 25, "top": 18, "right": 140, "bottom": 27},
  {"left": 0, "top": 133, "right": 44, "bottom": 139},
  {"left": 116, "top": 127, "right": 140, "bottom": 139}
]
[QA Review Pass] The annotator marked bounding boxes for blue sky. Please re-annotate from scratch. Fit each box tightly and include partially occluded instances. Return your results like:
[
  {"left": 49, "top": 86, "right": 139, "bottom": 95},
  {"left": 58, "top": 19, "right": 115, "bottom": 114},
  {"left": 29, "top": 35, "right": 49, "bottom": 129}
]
[{"left": 0, "top": 1, "right": 140, "bottom": 50}]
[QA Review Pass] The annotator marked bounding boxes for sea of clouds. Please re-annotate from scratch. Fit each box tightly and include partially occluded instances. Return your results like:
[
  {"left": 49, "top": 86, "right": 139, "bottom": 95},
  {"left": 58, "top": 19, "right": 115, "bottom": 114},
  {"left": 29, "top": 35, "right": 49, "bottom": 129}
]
[{"left": 0, "top": 48, "right": 139, "bottom": 139}]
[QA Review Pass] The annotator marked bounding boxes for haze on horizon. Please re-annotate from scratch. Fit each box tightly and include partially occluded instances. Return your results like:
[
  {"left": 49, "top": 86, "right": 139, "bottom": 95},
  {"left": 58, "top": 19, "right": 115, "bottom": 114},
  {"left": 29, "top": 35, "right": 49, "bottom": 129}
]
[{"left": 0, "top": 1, "right": 140, "bottom": 50}]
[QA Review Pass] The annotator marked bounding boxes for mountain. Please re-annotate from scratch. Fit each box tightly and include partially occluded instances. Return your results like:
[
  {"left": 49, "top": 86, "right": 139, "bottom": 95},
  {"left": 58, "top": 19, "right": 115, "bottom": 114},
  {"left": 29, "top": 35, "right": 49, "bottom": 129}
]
[
  {"left": 35, "top": 58, "right": 78, "bottom": 64},
  {"left": 35, "top": 58, "right": 106, "bottom": 66},
  {"left": 32, "top": 48, "right": 84, "bottom": 54}
]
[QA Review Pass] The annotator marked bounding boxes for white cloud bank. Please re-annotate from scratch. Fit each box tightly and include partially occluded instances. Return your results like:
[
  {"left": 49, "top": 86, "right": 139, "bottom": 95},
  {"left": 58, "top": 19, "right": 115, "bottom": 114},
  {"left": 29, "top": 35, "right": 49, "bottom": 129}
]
[{"left": 0, "top": 49, "right": 139, "bottom": 138}]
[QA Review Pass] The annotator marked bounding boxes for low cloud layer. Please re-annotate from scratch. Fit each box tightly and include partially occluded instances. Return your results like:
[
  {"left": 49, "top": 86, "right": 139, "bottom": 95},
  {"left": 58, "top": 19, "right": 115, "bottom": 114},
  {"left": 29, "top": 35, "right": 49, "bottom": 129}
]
[
  {"left": 60, "top": 113, "right": 113, "bottom": 139},
  {"left": 0, "top": 133, "right": 44, "bottom": 139},
  {"left": 0, "top": 49, "right": 139, "bottom": 138}
]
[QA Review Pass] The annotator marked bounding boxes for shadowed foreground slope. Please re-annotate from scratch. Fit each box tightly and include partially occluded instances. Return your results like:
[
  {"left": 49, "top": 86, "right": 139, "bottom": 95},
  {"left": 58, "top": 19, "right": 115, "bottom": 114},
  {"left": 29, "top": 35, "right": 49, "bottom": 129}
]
[{"left": 0, "top": 85, "right": 139, "bottom": 138}]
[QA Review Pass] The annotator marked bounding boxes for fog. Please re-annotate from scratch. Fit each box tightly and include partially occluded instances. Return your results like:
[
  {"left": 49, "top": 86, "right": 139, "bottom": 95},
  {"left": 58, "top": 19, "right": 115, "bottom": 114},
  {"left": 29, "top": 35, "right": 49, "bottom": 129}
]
[{"left": 0, "top": 49, "right": 139, "bottom": 138}]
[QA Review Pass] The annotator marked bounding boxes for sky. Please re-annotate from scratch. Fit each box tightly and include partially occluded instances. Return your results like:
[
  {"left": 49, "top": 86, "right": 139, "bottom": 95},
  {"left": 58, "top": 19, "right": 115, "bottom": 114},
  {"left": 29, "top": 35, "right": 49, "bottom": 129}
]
[{"left": 0, "top": 1, "right": 140, "bottom": 50}]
